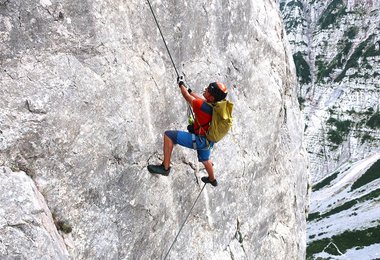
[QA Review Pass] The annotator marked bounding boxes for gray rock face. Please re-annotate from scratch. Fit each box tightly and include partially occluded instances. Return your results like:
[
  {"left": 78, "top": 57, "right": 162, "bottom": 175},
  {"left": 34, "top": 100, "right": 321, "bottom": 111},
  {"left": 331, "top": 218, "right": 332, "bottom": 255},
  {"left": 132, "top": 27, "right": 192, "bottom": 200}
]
[
  {"left": 1, "top": 0, "right": 308, "bottom": 259},
  {"left": 0, "top": 167, "right": 69, "bottom": 259}
]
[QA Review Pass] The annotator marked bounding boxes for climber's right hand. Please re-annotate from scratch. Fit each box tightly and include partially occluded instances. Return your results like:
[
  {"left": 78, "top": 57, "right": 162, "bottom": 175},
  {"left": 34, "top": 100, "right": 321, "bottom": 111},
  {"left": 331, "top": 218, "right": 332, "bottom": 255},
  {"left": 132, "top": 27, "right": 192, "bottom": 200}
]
[{"left": 177, "top": 76, "right": 185, "bottom": 87}]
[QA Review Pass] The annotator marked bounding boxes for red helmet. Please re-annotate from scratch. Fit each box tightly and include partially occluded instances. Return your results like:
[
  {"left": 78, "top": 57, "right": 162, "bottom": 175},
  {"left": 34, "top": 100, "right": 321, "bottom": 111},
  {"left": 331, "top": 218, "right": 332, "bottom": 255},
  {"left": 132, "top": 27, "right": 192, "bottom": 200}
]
[{"left": 208, "top": 82, "right": 228, "bottom": 101}]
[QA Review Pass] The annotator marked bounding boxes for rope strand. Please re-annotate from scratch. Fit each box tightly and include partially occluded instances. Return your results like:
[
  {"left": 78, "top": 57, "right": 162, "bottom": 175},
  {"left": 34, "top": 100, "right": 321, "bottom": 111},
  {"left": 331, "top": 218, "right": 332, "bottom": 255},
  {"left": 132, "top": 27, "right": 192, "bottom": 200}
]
[
  {"left": 146, "top": 0, "right": 180, "bottom": 77},
  {"left": 146, "top": 3, "right": 206, "bottom": 259},
  {"left": 146, "top": 0, "right": 195, "bottom": 121},
  {"left": 164, "top": 183, "right": 207, "bottom": 260}
]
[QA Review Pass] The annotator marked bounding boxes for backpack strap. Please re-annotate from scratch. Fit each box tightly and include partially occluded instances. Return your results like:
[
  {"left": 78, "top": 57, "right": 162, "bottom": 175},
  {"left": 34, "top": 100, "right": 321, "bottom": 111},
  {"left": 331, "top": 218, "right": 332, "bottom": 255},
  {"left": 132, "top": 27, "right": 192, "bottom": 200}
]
[
  {"left": 193, "top": 101, "right": 213, "bottom": 135},
  {"left": 193, "top": 115, "right": 211, "bottom": 136},
  {"left": 192, "top": 115, "right": 212, "bottom": 149},
  {"left": 193, "top": 122, "right": 210, "bottom": 132}
]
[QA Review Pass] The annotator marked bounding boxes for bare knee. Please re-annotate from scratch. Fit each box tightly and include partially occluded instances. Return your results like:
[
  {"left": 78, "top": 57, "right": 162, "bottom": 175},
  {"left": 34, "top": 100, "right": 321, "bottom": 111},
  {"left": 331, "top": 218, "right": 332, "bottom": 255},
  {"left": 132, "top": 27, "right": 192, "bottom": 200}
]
[{"left": 202, "top": 160, "right": 213, "bottom": 167}]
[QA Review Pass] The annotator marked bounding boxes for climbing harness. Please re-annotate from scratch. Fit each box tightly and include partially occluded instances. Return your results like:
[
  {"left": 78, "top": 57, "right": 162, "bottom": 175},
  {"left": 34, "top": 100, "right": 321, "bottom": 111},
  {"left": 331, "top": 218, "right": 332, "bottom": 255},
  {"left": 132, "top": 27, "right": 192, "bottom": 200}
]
[
  {"left": 191, "top": 134, "right": 197, "bottom": 149},
  {"left": 163, "top": 183, "right": 207, "bottom": 260}
]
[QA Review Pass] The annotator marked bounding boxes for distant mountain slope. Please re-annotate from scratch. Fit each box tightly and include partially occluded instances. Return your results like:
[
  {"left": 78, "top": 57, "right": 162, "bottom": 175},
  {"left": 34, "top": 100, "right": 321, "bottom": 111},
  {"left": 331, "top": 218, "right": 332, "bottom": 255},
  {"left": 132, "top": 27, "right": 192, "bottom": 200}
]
[
  {"left": 280, "top": 0, "right": 380, "bottom": 182},
  {"left": 279, "top": 1, "right": 380, "bottom": 259},
  {"left": 307, "top": 152, "right": 380, "bottom": 259}
]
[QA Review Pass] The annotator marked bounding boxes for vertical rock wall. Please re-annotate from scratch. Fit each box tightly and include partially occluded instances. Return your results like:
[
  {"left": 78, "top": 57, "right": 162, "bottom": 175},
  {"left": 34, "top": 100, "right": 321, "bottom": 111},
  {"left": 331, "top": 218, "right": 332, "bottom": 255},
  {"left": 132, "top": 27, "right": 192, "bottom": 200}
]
[{"left": 0, "top": 0, "right": 308, "bottom": 259}]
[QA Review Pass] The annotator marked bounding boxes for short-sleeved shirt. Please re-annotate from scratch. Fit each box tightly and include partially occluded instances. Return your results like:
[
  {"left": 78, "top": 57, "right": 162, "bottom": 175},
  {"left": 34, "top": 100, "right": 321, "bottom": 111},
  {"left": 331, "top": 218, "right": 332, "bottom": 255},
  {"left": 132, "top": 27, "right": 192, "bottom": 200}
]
[{"left": 192, "top": 99, "right": 213, "bottom": 136}]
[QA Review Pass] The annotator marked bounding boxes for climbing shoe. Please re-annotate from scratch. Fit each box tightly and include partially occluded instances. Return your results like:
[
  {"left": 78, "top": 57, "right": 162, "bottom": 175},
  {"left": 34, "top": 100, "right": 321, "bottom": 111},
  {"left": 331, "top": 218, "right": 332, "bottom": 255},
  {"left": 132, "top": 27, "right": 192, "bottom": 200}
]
[
  {"left": 147, "top": 164, "right": 170, "bottom": 176},
  {"left": 201, "top": 177, "right": 218, "bottom": 187}
]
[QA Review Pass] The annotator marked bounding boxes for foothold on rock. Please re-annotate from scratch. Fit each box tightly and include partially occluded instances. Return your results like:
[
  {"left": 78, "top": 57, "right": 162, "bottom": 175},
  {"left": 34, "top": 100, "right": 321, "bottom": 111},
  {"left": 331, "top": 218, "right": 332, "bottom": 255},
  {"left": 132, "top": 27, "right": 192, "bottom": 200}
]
[
  {"left": 25, "top": 99, "right": 47, "bottom": 114},
  {"left": 57, "top": 220, "right": 73, "bottom": 234}
]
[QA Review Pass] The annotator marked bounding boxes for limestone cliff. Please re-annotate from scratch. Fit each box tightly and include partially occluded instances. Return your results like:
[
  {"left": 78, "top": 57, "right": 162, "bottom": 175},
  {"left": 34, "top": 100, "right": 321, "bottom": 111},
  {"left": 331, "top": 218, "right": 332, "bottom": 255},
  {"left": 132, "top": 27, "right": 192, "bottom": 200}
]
[{"left": 0, "top": 0, "right": 307, "bottom": 259}]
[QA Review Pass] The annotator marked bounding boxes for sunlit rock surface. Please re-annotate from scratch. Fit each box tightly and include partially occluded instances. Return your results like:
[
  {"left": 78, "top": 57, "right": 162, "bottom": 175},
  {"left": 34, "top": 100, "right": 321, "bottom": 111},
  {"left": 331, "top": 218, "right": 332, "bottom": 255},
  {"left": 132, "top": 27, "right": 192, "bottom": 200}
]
[{"left": 0, "top": 0, "right": 307, "bottom": 259}]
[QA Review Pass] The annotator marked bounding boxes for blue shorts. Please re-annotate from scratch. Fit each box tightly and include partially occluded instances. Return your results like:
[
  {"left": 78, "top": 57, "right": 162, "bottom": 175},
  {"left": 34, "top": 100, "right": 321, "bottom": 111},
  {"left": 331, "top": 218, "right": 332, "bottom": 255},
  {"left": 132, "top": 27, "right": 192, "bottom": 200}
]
[{"left": 165, "top": 130, "right": 214, "bottom": 162}]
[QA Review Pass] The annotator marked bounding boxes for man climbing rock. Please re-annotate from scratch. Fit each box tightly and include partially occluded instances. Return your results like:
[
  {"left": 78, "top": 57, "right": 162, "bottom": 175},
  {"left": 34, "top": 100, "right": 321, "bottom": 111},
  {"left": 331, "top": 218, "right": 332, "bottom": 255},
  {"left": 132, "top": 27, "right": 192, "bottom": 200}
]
[{"left": 147, "top": 78, "right": 229, "bottom": 187}]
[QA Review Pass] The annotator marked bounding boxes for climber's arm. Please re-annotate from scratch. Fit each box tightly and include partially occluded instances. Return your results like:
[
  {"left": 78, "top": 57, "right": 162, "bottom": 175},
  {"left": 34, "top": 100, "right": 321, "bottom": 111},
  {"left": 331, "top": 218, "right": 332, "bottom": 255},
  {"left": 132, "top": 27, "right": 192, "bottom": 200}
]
[{"left": 180, "top": 85, "right": 195, "bottom": 105}]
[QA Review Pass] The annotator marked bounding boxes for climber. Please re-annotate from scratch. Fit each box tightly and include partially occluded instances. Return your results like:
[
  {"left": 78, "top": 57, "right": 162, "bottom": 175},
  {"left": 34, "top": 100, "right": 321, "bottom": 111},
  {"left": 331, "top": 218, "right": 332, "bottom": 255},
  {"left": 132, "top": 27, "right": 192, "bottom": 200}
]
[{"left": 147, "top": 78, "right": 228, "bottom": 187}]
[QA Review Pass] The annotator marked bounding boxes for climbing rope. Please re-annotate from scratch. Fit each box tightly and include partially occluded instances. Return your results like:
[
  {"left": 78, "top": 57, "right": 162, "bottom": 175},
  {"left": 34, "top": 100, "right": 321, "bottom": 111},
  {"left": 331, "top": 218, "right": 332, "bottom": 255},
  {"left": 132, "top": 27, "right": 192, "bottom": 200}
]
[
  {"left": 146, "top": 0, "right": 195, "bottom": 122},
  {"left": 146, "top": 0, "right": 180, "bottom": 77},
  {"left": 164, "top": 183, "right": 207, "bottom": 260},
  {"left": 146, "top": 2, "right": 209, "bottom": 258}
]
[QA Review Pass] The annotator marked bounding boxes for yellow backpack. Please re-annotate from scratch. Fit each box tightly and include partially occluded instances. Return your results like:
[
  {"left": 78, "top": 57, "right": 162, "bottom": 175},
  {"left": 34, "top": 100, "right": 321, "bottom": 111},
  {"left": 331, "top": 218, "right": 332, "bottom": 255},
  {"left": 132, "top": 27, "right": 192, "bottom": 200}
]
[{"left": 206, "top": 100, "right": 234, "bottom": 142}]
